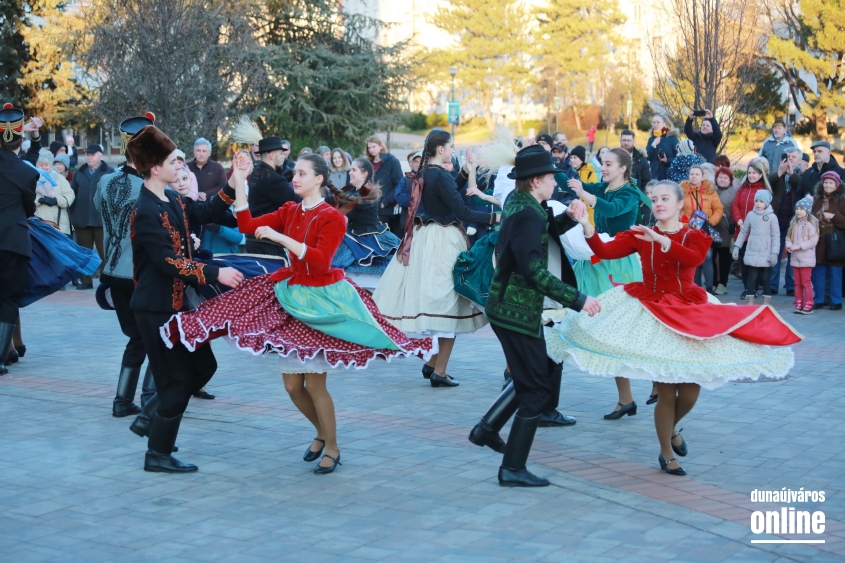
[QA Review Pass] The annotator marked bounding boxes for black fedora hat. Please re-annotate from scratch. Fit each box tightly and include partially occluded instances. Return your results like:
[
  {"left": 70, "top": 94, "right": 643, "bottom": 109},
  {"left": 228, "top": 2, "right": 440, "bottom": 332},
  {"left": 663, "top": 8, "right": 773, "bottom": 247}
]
[
  {"left": 119, "top": 112, "right": 156, "bottom": 155},
  {"left": 257, "top": 136, "right": 284, "bottom": 154},
  {"left": 508, "top": 145, "right": 560, "bottom": 180}
]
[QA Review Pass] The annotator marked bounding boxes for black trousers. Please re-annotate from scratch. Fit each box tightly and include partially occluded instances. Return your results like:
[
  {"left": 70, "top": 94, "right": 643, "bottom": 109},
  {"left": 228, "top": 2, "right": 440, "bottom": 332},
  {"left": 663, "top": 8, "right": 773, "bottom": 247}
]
[
  {"left": 492, "top": 324, "right": 558, "bottom": 418},
  {"left": 0, "top": 250, "right": 29, "bottom": 325},
  {"left": 134, "top": 310, "right": 217, "bottom": 419},
  {"left": 245, "top": 237, "right": 288, "bottom": 258},
  {"left": 745, "top": 266, "right": 772, "bottom": 296},
  {"left": 111, "top": 285, "right": 147, "bottom": 368}
]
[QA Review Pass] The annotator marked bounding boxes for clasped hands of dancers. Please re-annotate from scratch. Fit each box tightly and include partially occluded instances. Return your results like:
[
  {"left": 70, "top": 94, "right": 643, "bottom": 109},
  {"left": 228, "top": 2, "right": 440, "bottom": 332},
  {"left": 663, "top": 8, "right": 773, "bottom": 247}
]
[{"left": 103, "top": 122, "right": 798, "bottom": 487}]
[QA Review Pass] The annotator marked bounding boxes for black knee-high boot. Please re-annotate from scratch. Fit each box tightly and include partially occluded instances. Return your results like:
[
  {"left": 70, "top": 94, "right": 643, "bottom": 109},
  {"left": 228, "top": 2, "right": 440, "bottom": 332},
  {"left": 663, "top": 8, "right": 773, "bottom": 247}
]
[
  {"left": 498, "top": 414, "right": 549, "bottom": 487},
  {"left": 0, "top": 323, "right": 15, "bottom": 376},
  {"left": 468, "top": 381, "right": 519, "bottom": 453},
  {"left": 129, "top": 393, "right": 178, "bottom": 452},
  {"left": 144, "top": 413, "right": 196, "bottom": 473},
  {"left": 113, "top": 366, "right": 142, "bottom": 417},
  {"left": 140, "top": 365, "right": 156, "bottom": 409}
]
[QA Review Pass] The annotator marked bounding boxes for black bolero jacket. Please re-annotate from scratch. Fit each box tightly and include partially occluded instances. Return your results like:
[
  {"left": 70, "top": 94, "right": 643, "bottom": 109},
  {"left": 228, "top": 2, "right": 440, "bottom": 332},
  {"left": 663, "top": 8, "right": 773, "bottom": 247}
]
[
  {"left": 418, "top": 166, "right": 493, "bottom": 226},
  {"left": 248, "top": 161, "right": 300, "bottom": 216},
  {"left": 129, "top": 184, "right": 235, "bottom": 313}
]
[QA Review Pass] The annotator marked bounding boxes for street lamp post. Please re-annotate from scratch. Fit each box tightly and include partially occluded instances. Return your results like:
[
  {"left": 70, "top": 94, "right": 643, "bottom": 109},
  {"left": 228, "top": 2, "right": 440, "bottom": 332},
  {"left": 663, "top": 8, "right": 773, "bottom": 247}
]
[{"left": 449, "top": 66, "right": 458, "bottom": 139}]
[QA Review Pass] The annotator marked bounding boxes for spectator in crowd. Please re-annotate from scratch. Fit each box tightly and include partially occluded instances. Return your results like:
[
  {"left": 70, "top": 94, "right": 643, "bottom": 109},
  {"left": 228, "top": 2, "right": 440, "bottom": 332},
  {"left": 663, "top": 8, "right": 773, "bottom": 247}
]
[
  {"left": 297, "top": 147, "right": 313, "bottom": 159},
  {"left": 801, "top": 152, "right": 810, "bottom": 172},
  {"left": 49, "top": 140, "right": 67, "bottom": 157},
  {"left": 586, "top": 125, "right": 597, "bottom": 153},
  {"left": 315, "top": 145, "right": 331, "bottom": 164},
  {"left": 174, "top": 149, "right": 199, "bottom": 201},
  {"left": 53, "top": 153, "right": 72, "bottom": 182},
  {"left": 768, "top": 147, "right": 805, "bottom": 295},
  {"left": 551, "top": 144, "right": 575, "bottom": 176},
  {"left": 366, "top": 135, "right": 403, "bottom": 236},
  {"left": 786, "top": 198, "right": 819, "bottom": 314},
  {"left": 647, "top": 114, "right": 679, "bottom": 181},
  {"left": 681, "top": 164, "right": 723, "bottom": 293},
  {"left": 811, "top": 171, "right": 845, "bottom": 310},
  {"left": 536, "top": 134, "right": 554, "bottom": 152},
  {"left": 568, "top": 146, "right": 597, "bottom": 183},
  {"left": 279, "top": 140, "right": 294, "bottom": 173},
  {"left": 70, "top": 144, "right": 114, "bottom": 289},
  {"left": 799, "top": 141, "right": 845, "bottom": 201},
  {"left": 250, "top": 144, "right": 260, "bottom": 163},
  {"left": 732, "top": 157, "right": 773, "bottom": 298},
  {"left": 759, "top": 119, "right": 799, "bottom": 173},
  {"left": 591, "top": 146, "right": 609, "bottom": 182},
  {"left": 65, "top": 135, "right": 78, "bottom": 169},
  {"left": 733, "top": 190, "right": 780, "bottom": 305},
  {"left": 683, "top": 109, "right": 722, "bottom": 163},
  {"left": 34, "top": 149, "right": 75, "bottom": 236},
  {"left": 188, "top": 138, "right": 227, "bottom": 199},
  {"left": 620, "top": 129, "right": 651, "bottom": 190},
  {"left": 552, "top": 131, "right": 567, "bottom": 147},
  {"left": 667, "top": 139, "right": 704, "bottom": 183},
  {"left": 329, "top": 148, "right": 351, "bottom": 188},
  {"left": 712, "top": 166, "right": 737, "bottom": 295},
  {"left": 395, "top": 151, "right": 422, "bottom": 232}
]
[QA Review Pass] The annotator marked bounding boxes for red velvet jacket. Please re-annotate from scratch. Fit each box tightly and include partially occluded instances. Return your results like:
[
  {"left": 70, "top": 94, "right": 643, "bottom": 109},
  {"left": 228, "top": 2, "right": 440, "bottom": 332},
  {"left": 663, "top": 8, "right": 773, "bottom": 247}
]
[
  {"left": 586, "top": 227, "right": 711, "bottom": 304},
  {"left": 236, "top": 200, "right": 346, "bottom": 287}
]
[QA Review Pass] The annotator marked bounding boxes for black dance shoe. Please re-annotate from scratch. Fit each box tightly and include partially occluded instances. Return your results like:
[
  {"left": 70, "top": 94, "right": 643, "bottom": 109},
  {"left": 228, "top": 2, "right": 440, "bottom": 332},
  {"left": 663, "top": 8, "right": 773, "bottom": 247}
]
[
  {"left": 15, "top": 345, "right": 25, "bottom": 358},
  {"left": 498, "top": 466, "right": 550, "bottom": 487},
  {"left": 314, "top": 453, "right": 341, "bottom": 475},
  {"left": 303, "top": 438, "right": 325, "bottom": 462},
  {"left": 604, "top": 401, "right": 637, "bottom": 420},
  {"left": 646, "top": 393, "right": 658, "bottom": 405},
  {"left": 430, "top": 373, "right": 459, "bottom": 387},
  {"left": 144, "top": 452, "right": 197, "bottom": 473},
  {"left": 422, "top": 365, "right": 434, "bottom": 379},
  {"left": 658, "top": 454, "right": 686, "bottom": 476},
  {"left": 538, "top": 410, "right": 576, "bottom": 427},
  {"left": 5, "top": 348, "right": 18, "bottom": 364},
  {"left": 671, "top": 428, "right": 688, "bottom": 457},
  {"left": 192, "top": 389, "right": 215, "bottom": 400},
  {"left": 830, "top": 304, "right": 843, "bottom": 311},
  {"left": 468, "top": 421, "right": 506, "bottom": 453}
]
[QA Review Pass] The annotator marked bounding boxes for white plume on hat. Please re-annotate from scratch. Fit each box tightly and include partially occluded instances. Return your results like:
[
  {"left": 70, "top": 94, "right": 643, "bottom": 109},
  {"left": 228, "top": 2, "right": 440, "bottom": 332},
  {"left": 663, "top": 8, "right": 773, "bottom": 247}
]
[
  {"left": 476, "top": 126, "right": 518, "bottom": 184},
  {"left": 230, "top": 115, "right": 262, "bottom": 145}
]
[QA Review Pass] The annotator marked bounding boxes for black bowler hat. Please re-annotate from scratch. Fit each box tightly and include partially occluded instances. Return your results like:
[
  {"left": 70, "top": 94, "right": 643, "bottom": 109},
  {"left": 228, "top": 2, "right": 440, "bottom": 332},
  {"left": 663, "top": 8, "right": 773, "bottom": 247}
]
[
  {"left": 119, "top": 112, "right": 155, "bottom": 155},
  {"left": 508, "top": 145, "right": 560, "bottom": 180},
  {"left": 0, "top": 102, "right": 25, "bottom": 143},
  {"left": 257, "top": 136, "right": 284, "bottom": 154}
]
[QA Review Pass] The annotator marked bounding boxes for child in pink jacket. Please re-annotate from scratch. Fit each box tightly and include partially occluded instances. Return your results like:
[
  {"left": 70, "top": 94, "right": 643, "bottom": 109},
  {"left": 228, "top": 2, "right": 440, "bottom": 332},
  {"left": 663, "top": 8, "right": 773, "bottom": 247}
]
[{"left": 786, "top": 197, "right": 820, "bottom": 314}]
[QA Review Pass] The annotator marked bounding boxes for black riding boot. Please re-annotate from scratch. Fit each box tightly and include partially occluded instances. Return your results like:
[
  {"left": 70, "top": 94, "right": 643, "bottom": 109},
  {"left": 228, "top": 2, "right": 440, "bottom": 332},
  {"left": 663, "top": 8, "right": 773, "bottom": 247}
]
[
  {"left": 144, "top": 413, "right": 197, "bottom": 473},
  {"left": 498, "top": 414, "right": 549, "bottom": 487},
  {"left": 129, "top": 393, "right": 178, "bottom": 452},
  {"left": 113, "top": 366, "right": 142, "bottom": 417},
  {"left": 468, "top": 380, "right": 518, "bottom": 453},
  {"left": 140, "top": 365, "right": 156, "bottom": 409},
  {"left": 0, "top": 323, "right": 15, "bottom": 376}
]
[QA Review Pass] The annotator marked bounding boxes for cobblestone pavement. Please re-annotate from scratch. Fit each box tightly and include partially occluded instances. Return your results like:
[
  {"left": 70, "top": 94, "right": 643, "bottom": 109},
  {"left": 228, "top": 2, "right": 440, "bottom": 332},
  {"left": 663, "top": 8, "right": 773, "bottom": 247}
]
[{"left": 1, "top": 277, "right": 844, "bottom": 563}]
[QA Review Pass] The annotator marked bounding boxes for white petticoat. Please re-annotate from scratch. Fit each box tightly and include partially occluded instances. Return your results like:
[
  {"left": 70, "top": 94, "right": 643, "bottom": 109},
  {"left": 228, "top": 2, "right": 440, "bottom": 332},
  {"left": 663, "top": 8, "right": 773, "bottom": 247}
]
[{"left": 543, "top": 286, "right": 795, "bottom": 390}]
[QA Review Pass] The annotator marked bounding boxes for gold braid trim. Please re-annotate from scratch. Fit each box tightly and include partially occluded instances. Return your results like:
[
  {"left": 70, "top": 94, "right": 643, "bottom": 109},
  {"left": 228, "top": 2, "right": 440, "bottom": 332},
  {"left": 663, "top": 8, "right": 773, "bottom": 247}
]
[{"left": 1, "top": 119, "right": 24, "bottom": 143}]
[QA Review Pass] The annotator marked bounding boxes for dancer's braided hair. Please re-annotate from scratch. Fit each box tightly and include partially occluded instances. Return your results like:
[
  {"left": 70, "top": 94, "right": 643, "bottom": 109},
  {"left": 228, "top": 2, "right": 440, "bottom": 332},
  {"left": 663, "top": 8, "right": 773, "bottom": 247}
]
[
  {"left": 417, "top": 129, "right": 452, "bottom": 180},
  {"left": 301, "top": 154, "right": 361, "bottom": 206}
]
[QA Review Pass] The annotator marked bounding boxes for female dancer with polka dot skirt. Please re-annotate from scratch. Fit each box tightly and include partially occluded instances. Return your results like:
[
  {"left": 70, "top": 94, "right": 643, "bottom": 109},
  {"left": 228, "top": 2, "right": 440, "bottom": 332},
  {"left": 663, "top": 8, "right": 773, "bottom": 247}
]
[{"left": 162, "top": 154, "right": 435, "bottom": 474}]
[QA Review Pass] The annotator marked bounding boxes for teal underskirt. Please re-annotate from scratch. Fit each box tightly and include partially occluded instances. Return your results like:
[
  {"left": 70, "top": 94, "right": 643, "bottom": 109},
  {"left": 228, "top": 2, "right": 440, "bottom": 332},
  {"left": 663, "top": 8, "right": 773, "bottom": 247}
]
[
  {"left": 573, "top": 255, "right": 642, "bottom": 298},
  {"left": 273, "top": 279, "right": 400, "bottom": 351}
]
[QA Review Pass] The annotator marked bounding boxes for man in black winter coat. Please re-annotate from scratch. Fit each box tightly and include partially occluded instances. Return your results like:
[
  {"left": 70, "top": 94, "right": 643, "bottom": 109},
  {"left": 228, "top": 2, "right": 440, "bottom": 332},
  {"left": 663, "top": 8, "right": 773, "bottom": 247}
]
[
  {"left": 683, "top": 110, "right": 722, "bottom": 163},
  {"left": 799, "top": 141, "right": 845, "bottom": 200},
  {"left": 70, "top": 144, "right": 115, "bottom": 288},
  {"left": 246, "top": 136, "right": 301, "bottom": 256},
  {"left": 0, "top": 105, "right": 42, "bottom": 375},
  {"left": 620, "top": 130, "right": 651, "bottom": 190}
]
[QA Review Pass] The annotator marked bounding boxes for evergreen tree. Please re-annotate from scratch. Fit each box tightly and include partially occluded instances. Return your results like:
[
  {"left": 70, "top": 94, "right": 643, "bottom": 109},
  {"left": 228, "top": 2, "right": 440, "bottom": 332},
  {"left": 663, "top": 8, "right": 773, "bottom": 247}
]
[
  {"left": 766, "top": 0, "right": 845, "bottom": 138},
  {"left": 426, "top": 0, "right": 534, "bottom": 132},
  {"left": 257, "top": 0, "right": 414, "bottom": 153},
  {"left": 0, "top": 0, "right": 29, "bottom": 105}
]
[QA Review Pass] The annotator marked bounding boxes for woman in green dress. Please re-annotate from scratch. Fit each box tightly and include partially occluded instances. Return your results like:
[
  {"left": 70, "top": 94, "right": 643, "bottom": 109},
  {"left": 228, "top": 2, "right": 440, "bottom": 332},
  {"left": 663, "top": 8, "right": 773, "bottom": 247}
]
[{"left": 563, "top": 148, "right": 647, "bottom": 420}]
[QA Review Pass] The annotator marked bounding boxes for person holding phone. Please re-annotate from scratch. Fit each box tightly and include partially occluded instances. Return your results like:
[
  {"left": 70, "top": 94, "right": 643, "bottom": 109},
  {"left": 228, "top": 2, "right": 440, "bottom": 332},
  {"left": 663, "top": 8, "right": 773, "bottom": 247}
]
[
  {"left": 646, "top": 115, "right": 679, "bottom": 181},
  {"left": 683, "top": 110, "right": 722, "bottom": 164}
]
